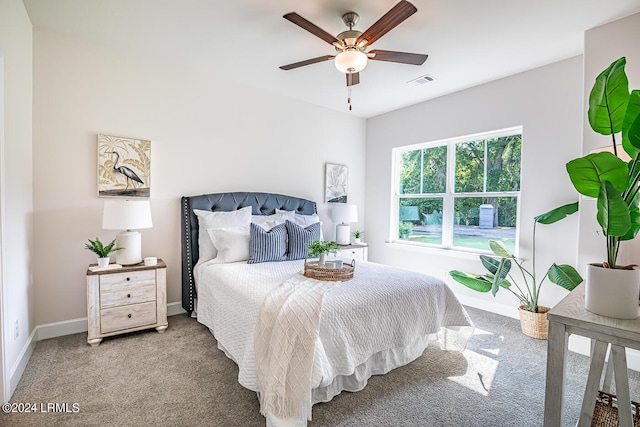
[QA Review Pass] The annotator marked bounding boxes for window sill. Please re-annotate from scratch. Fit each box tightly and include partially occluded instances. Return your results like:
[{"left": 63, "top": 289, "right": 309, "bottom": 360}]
[{"left": 384, "top": 240, "right": 491, "bottom": 261}]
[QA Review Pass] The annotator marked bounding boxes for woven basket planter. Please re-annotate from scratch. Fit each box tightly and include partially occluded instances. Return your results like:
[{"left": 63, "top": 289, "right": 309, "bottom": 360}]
[
  {"left": 518, "top": 305, "right": 550, "bottom": 339},
  {"left": 592, "top": 390, "right": 640, "bottom": 426}
]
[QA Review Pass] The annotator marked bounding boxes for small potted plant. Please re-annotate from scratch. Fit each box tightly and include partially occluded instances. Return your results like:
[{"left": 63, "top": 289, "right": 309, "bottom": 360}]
[
  {"left": 353, "top": 230, "right": 363, "bottom": 244},
  {"left": 307, "top": 240, "right": 339, "bottom": 266},
  {"left": 85, "top": 237, "right": 124, "bottom": 267}
]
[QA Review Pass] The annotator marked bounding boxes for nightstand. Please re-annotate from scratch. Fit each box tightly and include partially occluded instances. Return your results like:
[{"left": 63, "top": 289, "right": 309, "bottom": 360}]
[
  {"left": 86, "top": 259, "right": 168, "bottom": 346},
  {"left": 337, "top": 243, "right": 368, "bottom": 262}
]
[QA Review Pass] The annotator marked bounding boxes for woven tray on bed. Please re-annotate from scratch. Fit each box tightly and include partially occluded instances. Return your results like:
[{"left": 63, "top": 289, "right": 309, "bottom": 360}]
[{"left": 303, "top": 259, "right": 355, "bottom": 281}]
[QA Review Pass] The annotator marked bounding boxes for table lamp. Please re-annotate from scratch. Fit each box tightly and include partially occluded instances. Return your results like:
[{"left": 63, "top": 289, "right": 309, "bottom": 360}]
[
  {"left": 331, "top": 204, "right": 358, "bottom": 245},
  {"left": 102, "top": 199, "right": 152, "bottom": 265}
]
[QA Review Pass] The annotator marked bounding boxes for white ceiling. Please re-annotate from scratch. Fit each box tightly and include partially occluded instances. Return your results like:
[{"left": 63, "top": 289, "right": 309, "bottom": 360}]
[{"left": 23, "top": 0, "right": 640, "bottom": 118}]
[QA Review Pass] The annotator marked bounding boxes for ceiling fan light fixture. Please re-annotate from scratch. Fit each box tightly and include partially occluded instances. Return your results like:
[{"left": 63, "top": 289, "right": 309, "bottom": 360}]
[{"left": 334, "top": 49, "right": 368, "bottom": 73}]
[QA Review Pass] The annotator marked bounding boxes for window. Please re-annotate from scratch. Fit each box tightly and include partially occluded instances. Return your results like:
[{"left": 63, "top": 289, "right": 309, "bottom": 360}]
[{"left": 393, "top": 127, "right": 522, "bottom": 254}]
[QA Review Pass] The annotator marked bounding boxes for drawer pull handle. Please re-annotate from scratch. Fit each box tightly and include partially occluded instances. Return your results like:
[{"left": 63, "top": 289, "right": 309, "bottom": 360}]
[
  {"left": 127, "top": 314, "right": 132, "bottom": 318},
  {"left": 126, "top": 277, "right": 130, "bottom": 281},
  {"left": 127, "top": 294, "right": 131, "bottom": 298}
]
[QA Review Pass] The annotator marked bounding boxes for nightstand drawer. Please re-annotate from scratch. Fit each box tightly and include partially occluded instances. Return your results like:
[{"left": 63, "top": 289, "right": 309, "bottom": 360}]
[
  {"left": 100, "top": 285, "right": 156, "bottom": 309},
  {"left": 340, "top": 247, "right": 367, "bottom": 261},
  {"left": 100, "top": 270, "right": 156, "bottom": 292},
  {"left": 100, "top": 302, "right": 157, "bottom": 334}
]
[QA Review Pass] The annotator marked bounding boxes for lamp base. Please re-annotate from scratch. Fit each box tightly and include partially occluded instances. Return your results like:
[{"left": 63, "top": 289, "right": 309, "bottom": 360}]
[
  {"left": 336, "top": 223, "right": 351, "bottom": 245},
  {"left": 115, "top": 231, "right": 142, "bottom": 265}
]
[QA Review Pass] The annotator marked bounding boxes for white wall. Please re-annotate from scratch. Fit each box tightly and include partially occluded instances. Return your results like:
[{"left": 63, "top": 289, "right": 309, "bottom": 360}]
[
  {"left": 0, "top": 0, "right": 34, "bottom": 398},
  {"left": 32, "top": 29, "right": 366, "bottom": 325},
  {"left": 365, "top": 57, "right": 584, "bottom": 315},
  {"left": 577, "top": 12, "right": 640, "bottom": 268}
]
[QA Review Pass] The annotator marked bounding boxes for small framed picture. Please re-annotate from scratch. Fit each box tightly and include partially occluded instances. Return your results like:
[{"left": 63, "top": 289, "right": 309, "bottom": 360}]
[
  {"left": 97, "top": 134, "right": 150, "bottom": 198},
  {"left": 325, "top": 163, "right": 348, "bottom": 203}
]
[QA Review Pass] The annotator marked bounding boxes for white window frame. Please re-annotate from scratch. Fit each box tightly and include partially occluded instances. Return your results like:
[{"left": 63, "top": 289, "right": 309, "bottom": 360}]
[{"left": 391, "top": 126, "right": 522, "bottom": 255}]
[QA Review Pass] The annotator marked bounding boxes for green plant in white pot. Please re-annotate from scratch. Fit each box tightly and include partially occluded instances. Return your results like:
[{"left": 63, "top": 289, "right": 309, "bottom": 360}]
[
  {"left": 85, "top": 237, "right": 123, "bottom": 267},
  {"left": 307, "top": 240, "right": 339, "bottom": 266},
  {"left": 449, "top": 204, "right": 583, "bottom": 338},
  {"left": 564, "top": 57, "right": 640, "bottom": 319}
]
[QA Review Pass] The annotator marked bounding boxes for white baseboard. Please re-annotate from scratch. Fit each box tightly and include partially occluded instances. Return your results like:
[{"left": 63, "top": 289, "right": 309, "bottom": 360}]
[
  {"left": 36, "top": 302, "right": 186, "bottom": 341},
  {"left": 456, "top": 294, "right": 520, "bottom": 320},
  {"left": 9, "top": 327, "right": 36, "bottom": 398}
]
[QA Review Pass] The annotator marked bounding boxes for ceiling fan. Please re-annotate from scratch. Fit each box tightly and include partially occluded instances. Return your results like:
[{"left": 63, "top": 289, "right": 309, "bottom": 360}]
[{"left": 279, "top": 0, "right": 428, "bottom": 109}]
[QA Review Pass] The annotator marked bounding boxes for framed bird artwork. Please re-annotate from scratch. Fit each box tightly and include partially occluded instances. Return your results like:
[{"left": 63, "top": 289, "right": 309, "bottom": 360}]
[{"left": 98, "top": 134, "right": 151, "bottom": 198}]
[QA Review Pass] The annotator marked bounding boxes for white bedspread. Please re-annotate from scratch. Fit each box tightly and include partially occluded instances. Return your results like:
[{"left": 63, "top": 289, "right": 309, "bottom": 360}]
[{"left": 195, "top": 259, "right": 474, "bottom": 409}]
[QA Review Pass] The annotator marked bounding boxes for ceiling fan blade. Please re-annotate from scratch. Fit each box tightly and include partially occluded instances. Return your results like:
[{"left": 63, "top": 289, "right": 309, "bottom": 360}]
[
  {"left": 346, "top": 72, "right": 360, "bottom": 86},
  {"left": 369, "top": 50, "right": 428, "bottom": 65},
  {"left": 279, "top": 55, "right": 335, "bottom": 70},
  {"left": 356, "top": 0, "right": 417, "bottom": 47},
  {"left": 283, "top": 12, "right": 343, "bottom": 47}
]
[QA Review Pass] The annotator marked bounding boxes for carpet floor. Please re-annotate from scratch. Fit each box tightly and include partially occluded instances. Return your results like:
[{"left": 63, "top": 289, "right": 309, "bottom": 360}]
[{"left": 2, "top": 306, "right": 640, "bottom": 426}]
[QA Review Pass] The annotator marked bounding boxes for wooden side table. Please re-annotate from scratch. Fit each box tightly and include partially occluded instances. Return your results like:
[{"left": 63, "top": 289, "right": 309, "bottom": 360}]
[
  {"left": 544, "top": 283, "right": 640, "bottom": 426},
  {"left": 86, "top": 259, "right": 168, "bottom": 346},
  {"left": 337, "top": 243, "right": 368, "bottom": 261}
]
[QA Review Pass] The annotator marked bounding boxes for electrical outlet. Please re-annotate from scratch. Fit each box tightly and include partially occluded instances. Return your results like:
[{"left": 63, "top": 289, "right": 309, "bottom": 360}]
[{"left": 14, "top": 319, "right": 19, "bottom": 340}]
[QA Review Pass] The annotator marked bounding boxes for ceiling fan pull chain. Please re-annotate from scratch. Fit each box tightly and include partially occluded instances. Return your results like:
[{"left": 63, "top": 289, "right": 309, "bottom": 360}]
[{"left": 347, "top": 85, "right": 353, "bottom": 110}]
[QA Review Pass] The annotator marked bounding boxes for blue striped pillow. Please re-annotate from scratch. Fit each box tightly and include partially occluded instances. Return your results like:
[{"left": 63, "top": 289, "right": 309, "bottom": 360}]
[
  {"left": 248, "top": 222, "right": 288, "bottom": 264},
  {"left": 285, "top": 220, "right": 321, "bottom": 260}
]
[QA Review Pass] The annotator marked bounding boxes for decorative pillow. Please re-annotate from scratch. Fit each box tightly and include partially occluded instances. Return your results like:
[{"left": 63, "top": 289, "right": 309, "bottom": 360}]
[
  {"left": 252, "top": 212, "right": 293, "bottom": 231},
  {"left": 285, "top": 220, "right": 321, "bottom": 260},
  {"left": 207, "top": 228, "right": 250, "bottom": 263},
  {"left": 193, "top": 206, "right": 252, "bottom": 264},
  {"left": 248, "top": 222, "right": 288, "bottom": 264}
]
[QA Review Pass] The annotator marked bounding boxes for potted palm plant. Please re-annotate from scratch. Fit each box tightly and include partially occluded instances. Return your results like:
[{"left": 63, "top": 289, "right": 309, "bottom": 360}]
[
  {"left": 449, "top": 204, "right": 583, "bottom": 339},
  {"left": 85, "top": 237, "right": 123, "bottom": 267},
  {"left": 564, "top": 57, "right": 640, "bottom": 319}
]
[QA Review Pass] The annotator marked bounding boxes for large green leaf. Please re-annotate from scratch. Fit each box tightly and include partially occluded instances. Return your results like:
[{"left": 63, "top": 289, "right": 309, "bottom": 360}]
[
  {"left": 597, "top": 180, "right": 631, "bottom": 237},
  {"left": 480, "top": 255, "right": 511, "bottom": 276},
  {"left": 566, "top": 152, "right": 628, "bottom": 198},
  {"left": 489, "top": 240, "right": 513, "bottom": 258},
  {"left": 534, "top": 202, "right": 579, "bottom": 225},
  {"left": 588, "top": 57, "right": 629, "bottom": 136},
  {"left": 449, "top": 271, "right": 492, "bottom": 292},
  {"left": 621, "top": 193, "right": 640, "bottom": 241},
  {"left": 622, "top": 90, "right": 640, "bottom": 157},
  {"left": 491, "top": 258, "right": 510, "bottom": 296},
  {"left": 547, "top": 263, "right": 583, "bottom": 291}
]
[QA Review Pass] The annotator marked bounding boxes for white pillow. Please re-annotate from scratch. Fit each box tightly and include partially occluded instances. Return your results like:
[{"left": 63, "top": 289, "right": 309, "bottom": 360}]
[
  {"left": 193, "top": 206, "right": 252, "bottom": 263},
  {"left": 207, "top": 228, "right": 250, "bottom": 263},
  {"left": 276, "top": 210, "right": 323, "bottom": 240},
  {"left": 252, "top": 212, "right": 293, "bottom": 231}
]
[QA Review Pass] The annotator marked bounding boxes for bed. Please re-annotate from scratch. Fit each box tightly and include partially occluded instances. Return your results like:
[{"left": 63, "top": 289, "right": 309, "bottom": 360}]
[{"left": 181, "top": 192, "right": 473, "bottom": 426}]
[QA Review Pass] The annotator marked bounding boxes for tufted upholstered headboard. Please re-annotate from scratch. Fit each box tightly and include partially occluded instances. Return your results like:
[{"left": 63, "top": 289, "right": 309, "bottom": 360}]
[{"left": 181, "top": 192, "right": 317, "bottom": 315}]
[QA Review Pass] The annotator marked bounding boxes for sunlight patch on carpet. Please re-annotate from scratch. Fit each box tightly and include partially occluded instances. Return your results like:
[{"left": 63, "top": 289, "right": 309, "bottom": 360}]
[{"left": 447, "top": 327, "right": 502, "bottom": 396}]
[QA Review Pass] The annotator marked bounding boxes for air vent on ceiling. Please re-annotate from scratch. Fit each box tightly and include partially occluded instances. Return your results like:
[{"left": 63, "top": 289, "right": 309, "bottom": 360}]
[{"left": 407, "top": 74, "right": 437, "bottom": 87}]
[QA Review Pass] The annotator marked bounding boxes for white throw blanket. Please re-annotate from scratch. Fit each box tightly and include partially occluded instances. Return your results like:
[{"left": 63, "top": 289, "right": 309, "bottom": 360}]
[{"left": 254, "top": 274, "right": 339, "bottom": 422}]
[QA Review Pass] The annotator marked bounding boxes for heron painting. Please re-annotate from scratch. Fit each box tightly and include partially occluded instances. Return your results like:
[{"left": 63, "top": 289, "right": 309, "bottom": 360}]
[{"left": 98, "top": 134, "right": 150, "bottom": 198}]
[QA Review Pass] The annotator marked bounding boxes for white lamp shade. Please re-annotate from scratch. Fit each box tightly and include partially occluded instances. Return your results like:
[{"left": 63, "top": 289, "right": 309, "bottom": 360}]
[
  {"left": 102, "top": 200, "right": 152, "bottom": 230},
  {"left": 334, "top": 50, "right": 368, "bottom": 73},
  {"left": 332, "top": 204, "right": 358, "bottom": 223}
]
